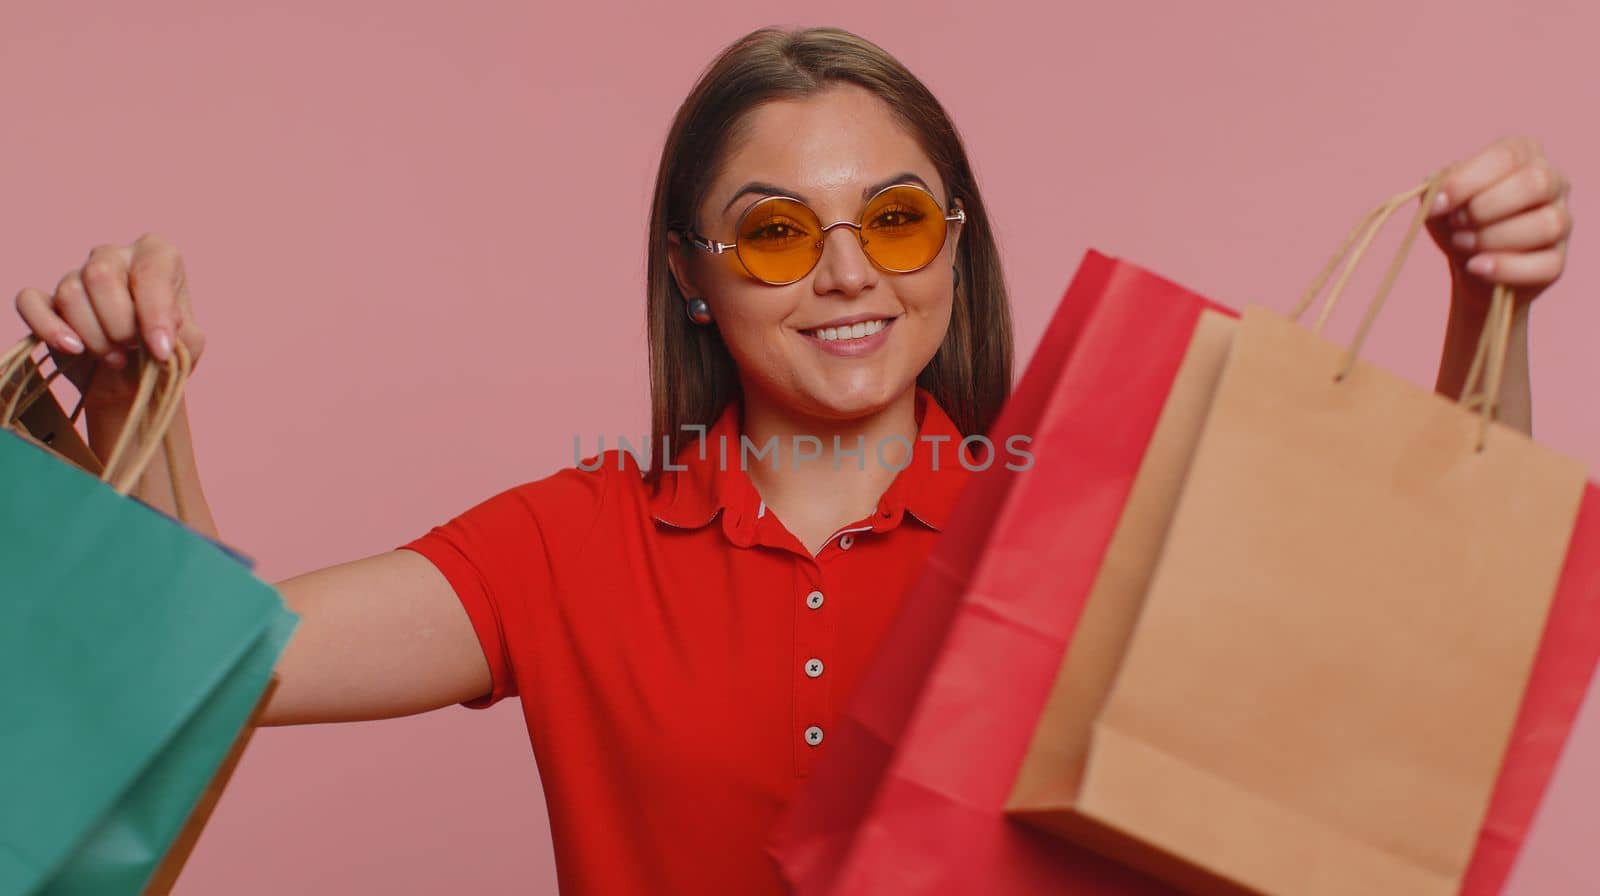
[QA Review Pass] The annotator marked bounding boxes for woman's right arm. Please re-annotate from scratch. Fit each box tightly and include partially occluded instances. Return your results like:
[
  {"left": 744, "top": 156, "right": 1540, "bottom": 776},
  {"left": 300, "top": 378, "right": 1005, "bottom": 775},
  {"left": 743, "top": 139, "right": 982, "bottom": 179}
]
[
  {"left": 263, "top": 549, "right": 492, "bottom": 726},
  {"left": 18, "top": 235, "right": 493, "bottom": 727}
]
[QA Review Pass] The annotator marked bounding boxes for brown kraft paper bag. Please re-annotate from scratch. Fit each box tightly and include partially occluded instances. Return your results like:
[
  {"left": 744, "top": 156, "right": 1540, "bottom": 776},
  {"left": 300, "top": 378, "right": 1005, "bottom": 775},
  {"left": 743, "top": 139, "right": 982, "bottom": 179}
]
[{"left": 1046, "top": 176, "right": 1589, "bottom": 896}]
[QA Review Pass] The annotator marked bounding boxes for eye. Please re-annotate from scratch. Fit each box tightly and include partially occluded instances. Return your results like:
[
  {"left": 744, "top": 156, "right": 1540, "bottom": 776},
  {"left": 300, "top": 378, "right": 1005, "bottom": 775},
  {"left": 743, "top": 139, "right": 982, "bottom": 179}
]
[
  {"left": 868, "top": 205, "right": 926, "bottom": 231},
  {"left": 743, "top": 215, "right": 812, "bottom": 245},
  {"left": 752, "top": 222, "right": 800, "bottom": 240}
]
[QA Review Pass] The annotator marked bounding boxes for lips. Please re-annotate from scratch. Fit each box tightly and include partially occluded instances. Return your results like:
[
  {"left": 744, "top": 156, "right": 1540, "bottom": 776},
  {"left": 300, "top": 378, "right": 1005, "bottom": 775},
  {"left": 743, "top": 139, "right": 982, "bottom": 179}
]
[
  {"left": 799, "top": 312, "right": 900, "bottom": 341},
  {"left": 798, "top": 315, "right": 897, "bottom": 358},
  {"left": 805, "top": 318, "right": 890, "bottom": 342}
]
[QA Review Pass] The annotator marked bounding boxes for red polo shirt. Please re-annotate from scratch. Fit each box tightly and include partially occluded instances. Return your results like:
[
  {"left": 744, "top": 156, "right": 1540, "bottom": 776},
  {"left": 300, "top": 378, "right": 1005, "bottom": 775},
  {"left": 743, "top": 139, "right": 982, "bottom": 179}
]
[{"left": 397, "top": 387, "right": 971, "bottom": 894}]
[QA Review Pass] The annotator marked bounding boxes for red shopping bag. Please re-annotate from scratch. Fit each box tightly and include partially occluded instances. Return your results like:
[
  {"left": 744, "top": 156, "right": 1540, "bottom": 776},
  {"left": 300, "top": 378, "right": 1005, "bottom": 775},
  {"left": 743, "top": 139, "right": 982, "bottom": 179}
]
[
  {"left": 1465, "top": 485, "right": 1600, "bottom": 894},
  {"left": 770, "top": 249, "right": 1600, "bottom": 896},
  {"left": 769, "top": 249, "right": 1228, "bottom": 895}
]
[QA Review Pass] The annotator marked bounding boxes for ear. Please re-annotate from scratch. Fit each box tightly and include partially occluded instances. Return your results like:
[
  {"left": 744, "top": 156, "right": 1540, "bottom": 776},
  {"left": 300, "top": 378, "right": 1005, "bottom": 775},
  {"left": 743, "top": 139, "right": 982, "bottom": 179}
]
[{"left": 665, "top": 231, "right": 704, "bottom": 302}]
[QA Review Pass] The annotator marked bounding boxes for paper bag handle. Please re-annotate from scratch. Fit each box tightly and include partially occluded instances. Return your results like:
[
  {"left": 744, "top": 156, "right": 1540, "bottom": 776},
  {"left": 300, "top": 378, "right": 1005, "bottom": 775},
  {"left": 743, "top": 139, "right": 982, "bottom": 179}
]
[
  {"left": 0, "top": 336, "right": 75, "bottom": 428},
  {"left": 1, "top": 334, "right": 196, "bottom": 519},
  {"left": 1289, "top": 172, "right": 1516, "bottom": 451}
]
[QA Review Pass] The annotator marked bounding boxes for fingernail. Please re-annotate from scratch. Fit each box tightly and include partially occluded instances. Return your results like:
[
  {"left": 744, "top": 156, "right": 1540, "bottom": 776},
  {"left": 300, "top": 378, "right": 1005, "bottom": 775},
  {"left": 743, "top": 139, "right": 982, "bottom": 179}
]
[
  {"left": 150, "top": 327, "right": 173, "bottom": 361},
  {"left": 106, "top": 349, "right": 126, "bottom": 369},
  {"left": 1466, "top": 256, "right": 1495, "bottom": 277},
  {"left": 1452, "top": 208, "right": 1471, "bottom": 228},
  {"left": 59, "top": 332, "right": 84, "bottom": 354},
  {"left": 1432, "top": 191, "right": 1451, "bottom": 214},
  {"left": 1451, "top": 230, "right": 1477, "bottom": 251}
]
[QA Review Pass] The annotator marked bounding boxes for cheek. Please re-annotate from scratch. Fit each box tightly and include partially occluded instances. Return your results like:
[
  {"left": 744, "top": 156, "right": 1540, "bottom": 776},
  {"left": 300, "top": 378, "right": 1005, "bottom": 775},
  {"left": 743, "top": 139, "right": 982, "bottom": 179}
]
[
  {"left": 904, "top": 279, "right": 955, "bottom": 336},
  {"left": 706, "top": 287, "right": 798, "bottom": 360},
  {"left": 898, "top": 281, "right": 956, "bottom": 373},
  {"left": 692, "top": 254, "right": 774, "bottom": 347}
]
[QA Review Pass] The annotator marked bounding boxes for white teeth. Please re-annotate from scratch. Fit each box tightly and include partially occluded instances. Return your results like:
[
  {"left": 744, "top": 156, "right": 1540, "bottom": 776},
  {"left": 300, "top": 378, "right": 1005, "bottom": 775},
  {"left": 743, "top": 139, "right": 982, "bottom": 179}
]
[{"left": 811, "top": 318, "right": 888, "bottom": 342}]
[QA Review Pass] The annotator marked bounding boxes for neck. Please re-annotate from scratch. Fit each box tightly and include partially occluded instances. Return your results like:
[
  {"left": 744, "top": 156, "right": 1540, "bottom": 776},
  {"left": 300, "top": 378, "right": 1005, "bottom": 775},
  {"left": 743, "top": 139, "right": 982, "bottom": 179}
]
[{"left": 737, "top": 385, "right": 919, "bottom": 521}]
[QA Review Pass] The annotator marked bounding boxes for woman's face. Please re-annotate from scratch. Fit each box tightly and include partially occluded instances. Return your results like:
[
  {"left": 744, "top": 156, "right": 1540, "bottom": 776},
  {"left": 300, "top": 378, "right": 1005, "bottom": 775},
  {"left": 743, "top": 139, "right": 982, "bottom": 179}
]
[{"left": 669, "top": 83, "right": 962, "bottom": 424}]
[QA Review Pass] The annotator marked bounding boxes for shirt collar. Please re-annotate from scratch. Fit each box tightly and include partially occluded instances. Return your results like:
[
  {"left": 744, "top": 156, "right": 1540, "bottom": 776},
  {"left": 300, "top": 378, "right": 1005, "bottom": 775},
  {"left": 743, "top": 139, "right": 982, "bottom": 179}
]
[{"left": 648, "top": 386, "right": 969, "bottom": 541}]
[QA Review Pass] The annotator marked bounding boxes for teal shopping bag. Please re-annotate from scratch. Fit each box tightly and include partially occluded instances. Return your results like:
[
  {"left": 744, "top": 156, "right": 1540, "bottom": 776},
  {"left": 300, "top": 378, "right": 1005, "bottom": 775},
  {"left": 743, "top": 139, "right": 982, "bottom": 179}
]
[{"left": 0, "top": 338, "right": 298, "bottom": 895}]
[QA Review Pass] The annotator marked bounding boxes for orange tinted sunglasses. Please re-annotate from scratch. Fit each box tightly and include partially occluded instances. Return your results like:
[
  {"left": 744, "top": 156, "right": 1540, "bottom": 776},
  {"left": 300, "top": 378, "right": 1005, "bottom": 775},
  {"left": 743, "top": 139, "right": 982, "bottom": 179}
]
[{"left": 681, "top": 183, "right": 966, "bottom": 286}]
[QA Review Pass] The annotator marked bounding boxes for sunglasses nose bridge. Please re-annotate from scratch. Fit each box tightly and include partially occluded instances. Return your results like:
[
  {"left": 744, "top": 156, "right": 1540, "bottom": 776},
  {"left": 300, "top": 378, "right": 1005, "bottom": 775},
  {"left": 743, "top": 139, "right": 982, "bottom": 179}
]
[
  {"left": 818, "top": 219, "right": 871, "bottom": 255},
  {"left": 805, "top": 219, "right": 880, "bottom": 288},
  {"left": 814, "top": 219, "right": 874, "bottom": 261}
]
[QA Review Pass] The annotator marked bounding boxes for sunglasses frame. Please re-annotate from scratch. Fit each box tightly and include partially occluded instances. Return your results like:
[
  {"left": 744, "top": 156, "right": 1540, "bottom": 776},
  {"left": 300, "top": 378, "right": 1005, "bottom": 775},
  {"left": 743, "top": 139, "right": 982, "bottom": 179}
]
[{"left": 680, "top": 182, "right": 967, "bottom": 286}]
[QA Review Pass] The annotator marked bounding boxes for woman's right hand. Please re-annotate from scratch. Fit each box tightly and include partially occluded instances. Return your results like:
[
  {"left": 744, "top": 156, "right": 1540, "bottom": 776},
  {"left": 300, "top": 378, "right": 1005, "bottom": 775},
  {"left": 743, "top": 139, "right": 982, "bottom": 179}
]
[
  {"left": 13, "top": 233, "right": 206, "bottom": 409},
  {"left": 15, "top": 236, "right": 490, "bottom": 726}
]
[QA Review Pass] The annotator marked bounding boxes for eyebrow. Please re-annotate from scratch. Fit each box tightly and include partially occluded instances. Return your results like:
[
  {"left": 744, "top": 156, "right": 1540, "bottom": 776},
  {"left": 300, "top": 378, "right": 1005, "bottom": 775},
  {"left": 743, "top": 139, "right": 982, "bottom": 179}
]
[{"left": 720, "top": 171, "right": 934, "bottom": 216}]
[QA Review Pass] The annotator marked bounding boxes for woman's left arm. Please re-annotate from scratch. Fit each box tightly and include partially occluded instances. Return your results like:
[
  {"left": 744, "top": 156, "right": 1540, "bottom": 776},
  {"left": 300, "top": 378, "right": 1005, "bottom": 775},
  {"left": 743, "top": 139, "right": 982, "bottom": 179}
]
[{"left": 1426, "top": 135, "right": 1574, "bottom": 436}]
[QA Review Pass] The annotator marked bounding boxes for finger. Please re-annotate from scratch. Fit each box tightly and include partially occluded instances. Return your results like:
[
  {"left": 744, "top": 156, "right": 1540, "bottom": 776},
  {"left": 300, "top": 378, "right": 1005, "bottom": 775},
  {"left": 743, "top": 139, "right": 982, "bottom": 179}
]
[
  {"left": 1453, "top": 201, "right": 1572, "bottom": 253},
  {"left": 169, "top": 253, "right": 198, "bottom": 357},
  {"left": 80, "top": 244, "right": 140, "bottom": 349},
  {"left": 52, "top": 270, "right": 121, "bottom": 366},
  {"left": 1463, "top": 247, "right": 1567, "bottom": 287},
  {"left": 1432, "top": 136, "right": 1540, "bottom": 218},
  {"left": 1453, "top": 162, "right": 1566, "bottom": 229},
  {"left": 174, "top": 317, "right": 206, "bottom": 365},
  {"left": 128, "top": 233, "right": 181, "bottom": 361},
  {"left": 14, "top": 287, "right": 86, "bottom": 354}
]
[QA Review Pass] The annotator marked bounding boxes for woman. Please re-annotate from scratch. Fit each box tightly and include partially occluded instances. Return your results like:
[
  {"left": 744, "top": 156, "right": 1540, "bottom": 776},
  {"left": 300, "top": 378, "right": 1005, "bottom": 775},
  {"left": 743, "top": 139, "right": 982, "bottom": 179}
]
[{"left": 11, "top": 25, "right": 1575, "bottom": 896}]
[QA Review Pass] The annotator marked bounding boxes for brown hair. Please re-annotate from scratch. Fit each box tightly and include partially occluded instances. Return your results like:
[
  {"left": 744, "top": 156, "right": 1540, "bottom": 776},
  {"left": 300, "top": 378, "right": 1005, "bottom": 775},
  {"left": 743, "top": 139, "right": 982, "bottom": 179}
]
[{"left": 644, "top": 26, "right": 1012, "bottom": 482}]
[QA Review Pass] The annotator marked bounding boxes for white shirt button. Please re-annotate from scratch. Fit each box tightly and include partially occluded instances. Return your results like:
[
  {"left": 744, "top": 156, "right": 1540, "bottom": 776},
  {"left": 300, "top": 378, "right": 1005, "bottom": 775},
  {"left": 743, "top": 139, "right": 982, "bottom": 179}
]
[
  {"left": 806, "top": 590, "right": 825, "bottom": 610},
  {"left": 804, "top": 658, "right": 825, "bottom": 678},
  {"left": 839, "top": 534, "right": 855, "bottom": 550},
  {"left": 804, "top": 725, "right": 825, "bottom": 746}
]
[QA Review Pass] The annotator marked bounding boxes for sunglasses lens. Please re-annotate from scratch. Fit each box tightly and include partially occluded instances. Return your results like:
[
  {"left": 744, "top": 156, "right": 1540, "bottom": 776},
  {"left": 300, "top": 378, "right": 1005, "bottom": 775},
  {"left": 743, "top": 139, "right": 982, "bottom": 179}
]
[
  {"left": 736, "top": 197, "right": 822, "bottom": 284},
  {"left": 860, "top": 186, "right": 949, "bottom": 273}
]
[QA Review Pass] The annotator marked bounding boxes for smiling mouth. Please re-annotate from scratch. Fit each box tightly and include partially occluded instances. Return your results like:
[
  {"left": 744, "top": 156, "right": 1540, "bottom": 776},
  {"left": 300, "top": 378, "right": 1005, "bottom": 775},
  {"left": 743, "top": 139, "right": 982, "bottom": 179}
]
[{"left": 801, "top": 318, "right": 894, "bottom": 342}]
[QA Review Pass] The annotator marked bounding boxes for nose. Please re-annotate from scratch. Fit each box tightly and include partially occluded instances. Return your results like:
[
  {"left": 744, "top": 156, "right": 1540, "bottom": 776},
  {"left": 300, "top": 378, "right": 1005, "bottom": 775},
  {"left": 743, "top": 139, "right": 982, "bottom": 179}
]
[{"left": 810, "top": 224, "right": 878, "bottom": 298}]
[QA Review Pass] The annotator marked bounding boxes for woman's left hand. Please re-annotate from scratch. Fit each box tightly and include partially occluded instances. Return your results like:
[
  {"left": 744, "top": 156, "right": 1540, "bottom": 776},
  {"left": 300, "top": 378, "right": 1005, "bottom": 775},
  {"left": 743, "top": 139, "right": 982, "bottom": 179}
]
[{"left": 1427, "top": 135, "right": 1573, "bottom": 306}]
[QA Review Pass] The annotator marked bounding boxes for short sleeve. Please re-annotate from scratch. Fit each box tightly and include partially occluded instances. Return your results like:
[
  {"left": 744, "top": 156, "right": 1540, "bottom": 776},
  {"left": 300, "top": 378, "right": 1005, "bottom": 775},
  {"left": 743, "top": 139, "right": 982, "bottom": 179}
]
[{"left": 397, "top": 460, "right": 612, "bottom": 709}]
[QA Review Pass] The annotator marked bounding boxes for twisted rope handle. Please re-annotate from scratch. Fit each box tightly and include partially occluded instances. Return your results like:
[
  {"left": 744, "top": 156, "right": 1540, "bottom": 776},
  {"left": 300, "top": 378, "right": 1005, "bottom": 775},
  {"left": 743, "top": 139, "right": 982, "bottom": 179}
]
[
  {"left": 1294, "top": 183, "right": 1432, "bottom": 336},
  {"left": 0, "top": 336, "right": 59, "bottom": 424},
  {"left": 1290, "top": 172, "right": 1516, "bottom": 452},
  {"left": 1457, "top": 283, "right": 1518, "bottom": 451},
  {"left": 1, "top": 335, "right": 194, "bottom": 521}
]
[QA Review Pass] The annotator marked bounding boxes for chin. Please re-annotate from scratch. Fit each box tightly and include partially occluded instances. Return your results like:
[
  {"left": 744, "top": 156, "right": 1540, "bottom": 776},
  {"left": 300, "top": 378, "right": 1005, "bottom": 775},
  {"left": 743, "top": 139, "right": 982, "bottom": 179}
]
[{"left": 794, "top": 374, "right": 912, "bottom": 421}]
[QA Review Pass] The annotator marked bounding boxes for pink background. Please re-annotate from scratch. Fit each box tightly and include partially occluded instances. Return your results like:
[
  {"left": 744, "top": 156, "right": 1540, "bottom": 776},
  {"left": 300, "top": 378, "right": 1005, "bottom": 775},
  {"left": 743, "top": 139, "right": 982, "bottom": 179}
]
[{"left": 5, "top": 1, "right": 1598, "bottom": 892}]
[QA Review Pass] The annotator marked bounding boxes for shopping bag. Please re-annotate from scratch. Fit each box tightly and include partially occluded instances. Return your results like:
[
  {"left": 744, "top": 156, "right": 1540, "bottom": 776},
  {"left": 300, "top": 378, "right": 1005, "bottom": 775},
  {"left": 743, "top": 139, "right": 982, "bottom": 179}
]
[
  {"left": 1059, "top": 176, "right": 1589, "bottom": 896},
  {"left": 1006, "top": 311, "right": 1234, "bottom": 820},
  {"left": 768, "top": 248, "right": 1147, "bottom": 892},
  {"left": 1473, "top": 487, "right": 1600, "bottom": 895},
  {"left": 1011, "top": 187, "right": 1600, "bottom": 896},
  {"left": 770, "top": 249, "right": 1236, "bottom": 895},
  {"left": 0, "top": 336, "right": 298, "bottom": 895}
]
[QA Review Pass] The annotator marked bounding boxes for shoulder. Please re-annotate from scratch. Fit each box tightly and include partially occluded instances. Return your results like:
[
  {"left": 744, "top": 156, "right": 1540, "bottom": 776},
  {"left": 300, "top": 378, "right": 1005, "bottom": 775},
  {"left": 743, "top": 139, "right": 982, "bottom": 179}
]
[
  {"left": 498, "top": 448, "right": 646, "bottom": 521},
  {"left": 427, "top": 449, "right": 646, "bottom": 542}
]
